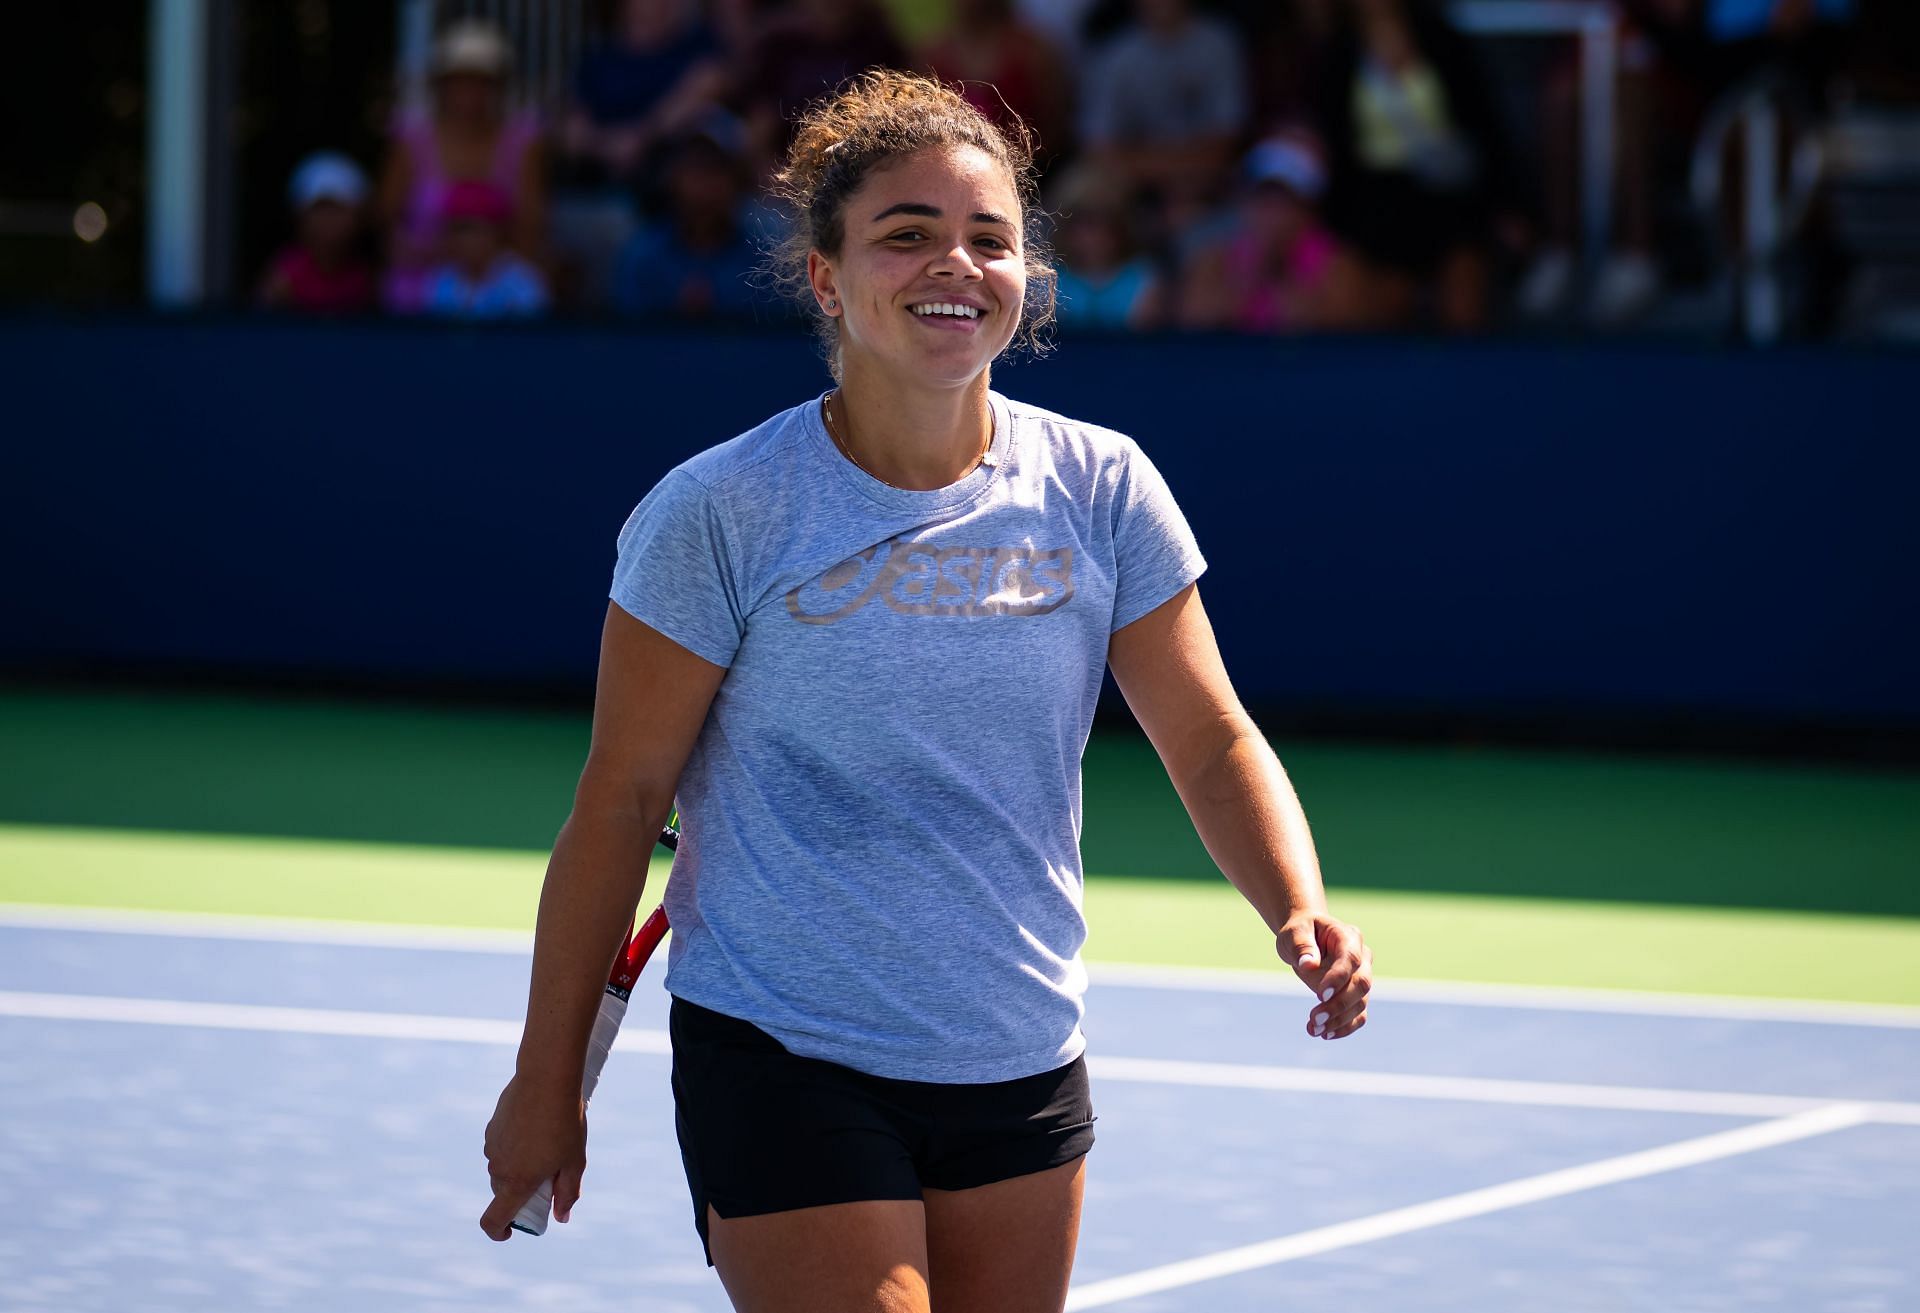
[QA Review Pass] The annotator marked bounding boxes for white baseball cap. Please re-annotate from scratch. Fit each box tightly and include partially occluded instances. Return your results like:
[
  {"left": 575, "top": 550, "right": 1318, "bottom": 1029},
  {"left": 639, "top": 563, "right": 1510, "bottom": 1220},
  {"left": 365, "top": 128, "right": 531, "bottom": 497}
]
[
  {"left": 288, "top": 152, "right": 369, "bottom": 210},
  {"left": 1243, "top": 138, "right": 1326, "bottom": 201},
  {"left": 433, "top": 19, "right": 514, "bottom": 78}
]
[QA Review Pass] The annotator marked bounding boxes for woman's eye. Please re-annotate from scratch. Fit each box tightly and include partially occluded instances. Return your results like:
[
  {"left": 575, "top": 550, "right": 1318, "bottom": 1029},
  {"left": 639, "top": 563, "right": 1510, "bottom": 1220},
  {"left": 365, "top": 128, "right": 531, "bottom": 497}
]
[
  {"left": 887, "top": 231, "right": 925, "bottom": 242},
  {"left": 975, "top": 236, "right": 1007, "bottom": 251}
]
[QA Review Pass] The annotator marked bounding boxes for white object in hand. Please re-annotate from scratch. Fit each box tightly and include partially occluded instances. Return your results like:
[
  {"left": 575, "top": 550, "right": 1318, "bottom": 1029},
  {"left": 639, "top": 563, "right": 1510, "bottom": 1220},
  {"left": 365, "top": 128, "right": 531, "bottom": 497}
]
[{"left": 510, "top": 988, "right": 629, "bottom": 1235}]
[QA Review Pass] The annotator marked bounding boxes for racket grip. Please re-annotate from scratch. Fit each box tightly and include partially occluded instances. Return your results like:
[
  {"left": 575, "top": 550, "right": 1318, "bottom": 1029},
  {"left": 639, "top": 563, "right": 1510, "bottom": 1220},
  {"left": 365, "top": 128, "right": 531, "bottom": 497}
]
[{"left": 509, "top": 989, "right": 630, "bottom": 1236}]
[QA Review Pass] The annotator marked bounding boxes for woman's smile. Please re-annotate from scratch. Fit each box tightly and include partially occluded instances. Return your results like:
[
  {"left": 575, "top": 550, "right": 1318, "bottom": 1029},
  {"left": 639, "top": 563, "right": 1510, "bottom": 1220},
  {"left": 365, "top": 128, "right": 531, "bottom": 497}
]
[{"left": 907, "top": 299, "right": 989, "bottom": 331}]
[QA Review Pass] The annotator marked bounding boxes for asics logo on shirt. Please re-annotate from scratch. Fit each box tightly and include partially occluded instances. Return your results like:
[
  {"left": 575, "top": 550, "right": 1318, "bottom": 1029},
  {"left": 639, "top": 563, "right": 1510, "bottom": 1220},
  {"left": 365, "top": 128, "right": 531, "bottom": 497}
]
[{"left": 785, "top": 535, "right": 1075, "bottom": 625}]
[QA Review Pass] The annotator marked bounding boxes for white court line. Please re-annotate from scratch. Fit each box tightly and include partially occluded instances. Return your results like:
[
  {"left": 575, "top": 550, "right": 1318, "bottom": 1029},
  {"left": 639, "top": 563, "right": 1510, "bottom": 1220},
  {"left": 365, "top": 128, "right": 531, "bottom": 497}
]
[
  {"left": 0, "top": 989, "right": 665, "bottom": 1056},
  {"left": 6, "top": 902, "right": 1919, "bottom": 1029},
  {"left": 1062, "top": 1102, "right": 1877, "bottom": 1311},
  {"left": 1088, "top": 1054, "right": 1877, "bottom": 1121},
  {"left": 0, "top": 903, "right": 536, "bottom": 952},
  {"left": 3, "top": 991, "right": 1916, "bottom": 1125},
  {"left": 1089, "top": 961, "right": 1920, "bottom": 1030}
]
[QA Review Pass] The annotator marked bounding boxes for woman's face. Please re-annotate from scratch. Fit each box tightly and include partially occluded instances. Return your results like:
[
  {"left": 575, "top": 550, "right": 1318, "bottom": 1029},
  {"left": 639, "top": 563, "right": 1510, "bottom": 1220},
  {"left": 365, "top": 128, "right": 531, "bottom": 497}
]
[
  {"left": 1063, "top": 207, "right": 1127, "bottom": 272},
  {"left": 446, "top": 216, "right": 505, "bottom": 275},
  {"left": 810, "top": 145, "right": 1026, "bottom": 391},
  {"left": 436, "top": 72, "right": 501, "bottom": 121},
  {"left": 1245, "top": 186, "right": 1309, "bottom": 250}
]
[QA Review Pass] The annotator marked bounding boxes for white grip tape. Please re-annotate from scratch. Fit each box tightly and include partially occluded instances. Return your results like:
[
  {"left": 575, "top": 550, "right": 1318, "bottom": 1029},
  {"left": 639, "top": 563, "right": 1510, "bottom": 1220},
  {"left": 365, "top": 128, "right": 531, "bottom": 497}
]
[{"left": 510, "top": 990, "right": 629, "bottom": 1235}]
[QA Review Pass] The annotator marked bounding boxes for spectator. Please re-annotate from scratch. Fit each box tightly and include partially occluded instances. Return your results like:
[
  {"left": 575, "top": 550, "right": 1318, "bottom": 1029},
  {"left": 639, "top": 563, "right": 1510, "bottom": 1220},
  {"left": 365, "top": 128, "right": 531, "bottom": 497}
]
[
  {"left": 1015, "top": 0, "right": 1101, "bottom": 62},
  {"left": 611, "top": 114, "right": 776, "bottom": 319},
  {"left": 1049, "top": 166, "right": 1167, "bottom": 330},
  {"left": 1518, "top": 2, "right": 1683, "bottom": 327},
  {"left": 551, "top": 0, "right": 730, "bottom": 308},
  {"left": 1313, "top": 0, "right": 1528, "bottom": 331},
  {"left": 420, "top": 180, "right": 551, "bottom": 319},
  {"left": 877, "top": 0, "right": 958, "bottom": 49},
  {"left": 257, "top": 152, "right": 378, "bottom": 316},
  {"left": 559, "top": 0, "right": 728, "bottom": 185},
  {"left": 729, "top": 0, "right": 910, "bottom": 168},
  {"left": 921, "top": 0, "right": 1072, "bottom": 158},
  {"left": 1078, "top": 0, "right": 1250, "bottom": 214},
  {"left": 708, "top": 0, "right": 783, "bottom": 59},
  {"left": 1177, "top": 135, "right": 1351, "bottom": 332},
  {"left": 1235, "top": 0, "right": 1340, "bottom": 134},
  {"left": 377, "top": 20, "right": 547, "bottom": 312}
]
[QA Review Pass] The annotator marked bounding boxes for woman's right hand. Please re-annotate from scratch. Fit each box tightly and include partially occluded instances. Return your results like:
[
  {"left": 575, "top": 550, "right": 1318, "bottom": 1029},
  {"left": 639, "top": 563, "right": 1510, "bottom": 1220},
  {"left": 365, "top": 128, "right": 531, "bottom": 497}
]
[
  {"left": 478, "top": 1073, "right": 589, "bottom": 1240},
  {"left": 475, "top": 605, "right": 726, "bottom": 1241}
]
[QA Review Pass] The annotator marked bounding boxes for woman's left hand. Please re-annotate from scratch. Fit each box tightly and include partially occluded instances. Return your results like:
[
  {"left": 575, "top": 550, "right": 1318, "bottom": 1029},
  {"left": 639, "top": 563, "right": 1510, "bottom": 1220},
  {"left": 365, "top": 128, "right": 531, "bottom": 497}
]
[{"left": 1277, "top": 913, "right": 1372, "bottom": 1040}]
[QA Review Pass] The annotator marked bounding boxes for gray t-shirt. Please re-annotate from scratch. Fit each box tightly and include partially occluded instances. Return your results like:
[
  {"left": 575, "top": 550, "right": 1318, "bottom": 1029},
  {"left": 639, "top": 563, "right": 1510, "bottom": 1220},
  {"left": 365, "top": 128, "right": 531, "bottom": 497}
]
[{"left": 609, "top": 390, "right": 1206, "bottom": 1082}]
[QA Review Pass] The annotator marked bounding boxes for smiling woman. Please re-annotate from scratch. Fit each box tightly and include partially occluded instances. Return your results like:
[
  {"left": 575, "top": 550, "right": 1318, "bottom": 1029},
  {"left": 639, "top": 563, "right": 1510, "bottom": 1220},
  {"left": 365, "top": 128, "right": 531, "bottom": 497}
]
[
  {"left": 479, "top": 69, "right": 1372, "bottom": 1313},
  {"left": 765, "top": 70, "right": 1058, "bottom": 490}
]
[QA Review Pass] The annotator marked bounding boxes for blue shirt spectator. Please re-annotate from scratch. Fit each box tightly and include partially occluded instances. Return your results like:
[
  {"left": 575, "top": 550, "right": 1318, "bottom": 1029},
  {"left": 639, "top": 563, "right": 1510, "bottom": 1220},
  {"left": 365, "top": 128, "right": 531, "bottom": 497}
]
[
  {"left": 560, "top": 0, "right": 727, "bottom": 185},
  {"left": 612, "top": 214, "right": 763, "bottom": 318},
  {"left": 612, "top": 118, "right": 777, "bottom": 319},
  {"left": 421, "top": 255, "right": 550, "bottom": 318},
  {"left": 419, "top": 179, "right": 551, "bottom": 319}
]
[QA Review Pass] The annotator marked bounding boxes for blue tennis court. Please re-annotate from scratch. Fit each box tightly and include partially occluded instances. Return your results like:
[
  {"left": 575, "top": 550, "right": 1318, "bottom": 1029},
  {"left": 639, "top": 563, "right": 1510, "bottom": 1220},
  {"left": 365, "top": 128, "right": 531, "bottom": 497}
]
[{"left": 3, "top": 912, "right": 1916, "bottom": 1312}]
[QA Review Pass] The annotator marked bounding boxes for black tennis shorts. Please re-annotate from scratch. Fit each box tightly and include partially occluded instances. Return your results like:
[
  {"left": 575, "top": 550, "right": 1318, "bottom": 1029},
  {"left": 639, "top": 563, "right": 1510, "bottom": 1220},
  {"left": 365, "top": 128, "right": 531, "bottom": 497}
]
[{"left": 669, "top": 995, "right": 1096, "bottom": 1265}]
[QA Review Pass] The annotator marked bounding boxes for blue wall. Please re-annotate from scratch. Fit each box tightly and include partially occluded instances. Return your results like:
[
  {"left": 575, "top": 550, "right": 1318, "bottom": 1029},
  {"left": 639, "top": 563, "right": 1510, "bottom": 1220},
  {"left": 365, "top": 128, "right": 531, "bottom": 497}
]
[{"left": 6, "top": 315, "right": 1914, "bottom": 727}]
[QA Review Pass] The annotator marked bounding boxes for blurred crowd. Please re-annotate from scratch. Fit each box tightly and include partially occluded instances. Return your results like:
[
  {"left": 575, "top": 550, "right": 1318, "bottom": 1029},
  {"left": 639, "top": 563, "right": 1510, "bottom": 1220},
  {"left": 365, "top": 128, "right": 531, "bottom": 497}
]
[{"left": 259, "top": 0, "right": 1869, "bottom": 335}]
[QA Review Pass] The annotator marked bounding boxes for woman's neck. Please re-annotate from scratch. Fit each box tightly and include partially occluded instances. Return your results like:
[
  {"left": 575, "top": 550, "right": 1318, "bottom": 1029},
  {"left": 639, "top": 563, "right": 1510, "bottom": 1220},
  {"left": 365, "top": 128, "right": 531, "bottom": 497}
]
[{"left": 830, "top": 365, "right": 994, "bottom": 491}]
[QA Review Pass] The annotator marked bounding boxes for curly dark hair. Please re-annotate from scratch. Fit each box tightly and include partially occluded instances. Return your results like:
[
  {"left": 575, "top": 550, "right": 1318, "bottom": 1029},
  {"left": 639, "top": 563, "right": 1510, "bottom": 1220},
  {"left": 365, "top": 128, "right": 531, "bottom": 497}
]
[{"left": 764, "top": 68, "right": 1057, "bottom": 379}]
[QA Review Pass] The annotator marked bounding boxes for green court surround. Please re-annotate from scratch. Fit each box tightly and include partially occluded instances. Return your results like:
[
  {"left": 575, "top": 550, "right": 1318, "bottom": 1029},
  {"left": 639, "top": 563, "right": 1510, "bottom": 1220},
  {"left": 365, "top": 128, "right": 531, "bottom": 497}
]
[{"left": 4, "top": 688, "right": 1917, "bottom": 1004}]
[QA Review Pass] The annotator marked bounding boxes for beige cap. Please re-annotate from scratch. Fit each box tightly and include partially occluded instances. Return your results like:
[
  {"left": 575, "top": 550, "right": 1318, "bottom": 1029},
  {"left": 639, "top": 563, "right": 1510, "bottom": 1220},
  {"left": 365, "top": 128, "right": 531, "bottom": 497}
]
[{"left": 432, "top": 19, "right": 513, "bottom": 78}]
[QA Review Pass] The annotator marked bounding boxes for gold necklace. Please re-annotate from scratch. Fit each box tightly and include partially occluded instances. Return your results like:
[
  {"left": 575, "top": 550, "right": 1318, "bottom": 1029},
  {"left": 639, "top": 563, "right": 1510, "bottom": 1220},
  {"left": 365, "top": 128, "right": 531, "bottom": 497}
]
[{"left": 823, "top": 392, "right": 990, "bottom": 488}]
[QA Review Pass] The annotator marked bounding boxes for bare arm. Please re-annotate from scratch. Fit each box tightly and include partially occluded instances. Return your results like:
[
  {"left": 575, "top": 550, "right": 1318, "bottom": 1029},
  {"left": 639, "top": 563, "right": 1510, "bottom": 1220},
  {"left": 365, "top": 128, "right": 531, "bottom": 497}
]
[
  {"left": 375, "top": 141, "right": 413, "bottom": 263},
  {"left": 1107, "top": 583, "right": 1372, "bottom": 1038},
  {"left": 515, "top": 602, "right": 721, "bottom": 1087},
  {"left": 512, "top": 137, "right": 549, "bottom": 267},
  {"left": 1129, "top": 272, "right": 1169, "bottom": 331},
  {"left": 480, "top": 602, "right": 727, "bottom": 1238}
]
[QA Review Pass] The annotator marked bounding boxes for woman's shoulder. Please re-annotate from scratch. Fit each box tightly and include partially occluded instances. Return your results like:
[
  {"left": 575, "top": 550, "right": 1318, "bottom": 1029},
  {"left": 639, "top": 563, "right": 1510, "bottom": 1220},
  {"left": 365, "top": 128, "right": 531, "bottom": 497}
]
[
  {"left": 1002, "top": 393, "right": 1137, "bottom": 452},
  {"left": 667, "top": 397, "right": 822, "bottom": 498},
  {"left": 1000, "top": 393, "right": 1148, "bottom": 484}
]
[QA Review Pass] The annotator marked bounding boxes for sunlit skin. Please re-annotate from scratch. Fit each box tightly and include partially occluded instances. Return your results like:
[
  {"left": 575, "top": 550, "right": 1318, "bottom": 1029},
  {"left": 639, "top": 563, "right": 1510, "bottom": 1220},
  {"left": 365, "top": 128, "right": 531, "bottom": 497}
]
[
  {"left": 478, "top": 116, "right": 1374, "bottom": 1287},
  {"left": 806, "top": 145, "right": 1026, "bottom": 491}
]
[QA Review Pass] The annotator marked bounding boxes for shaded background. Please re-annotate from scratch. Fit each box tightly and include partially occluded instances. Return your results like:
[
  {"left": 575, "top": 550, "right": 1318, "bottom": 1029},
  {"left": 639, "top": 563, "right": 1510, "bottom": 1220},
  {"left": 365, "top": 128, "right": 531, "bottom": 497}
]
[
  {"left": 4, "top": 10, "right": 1920, "bottom": 1309},
  {"left": 6, "top": 0, "right": 1918, "bottom": 918}
]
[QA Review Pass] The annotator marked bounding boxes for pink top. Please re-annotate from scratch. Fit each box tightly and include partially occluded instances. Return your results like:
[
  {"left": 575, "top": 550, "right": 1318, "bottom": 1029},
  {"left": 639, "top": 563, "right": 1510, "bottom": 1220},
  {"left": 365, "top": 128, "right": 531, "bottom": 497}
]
[
  {"left": 384, "top": 108, "right": 540, "bottom": 311},
  {"left": 1223, "top": 225, "right": 1337, "bottom": 333},
  {"left": 268, "top": 246, "right": 376, "bottom": 315}
]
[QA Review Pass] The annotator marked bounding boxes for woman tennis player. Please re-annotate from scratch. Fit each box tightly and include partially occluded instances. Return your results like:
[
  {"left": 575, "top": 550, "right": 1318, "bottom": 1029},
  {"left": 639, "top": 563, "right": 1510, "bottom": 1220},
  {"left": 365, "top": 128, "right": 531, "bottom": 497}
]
[{"left": 481, "top": 70, "right": 1373, "bottom": 1312}]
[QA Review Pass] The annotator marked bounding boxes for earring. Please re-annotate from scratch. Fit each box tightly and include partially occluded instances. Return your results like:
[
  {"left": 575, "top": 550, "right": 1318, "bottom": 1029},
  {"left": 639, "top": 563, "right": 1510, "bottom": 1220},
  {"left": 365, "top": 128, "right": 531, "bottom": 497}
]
[{"left": 825, "top": 299, "right": 837, "bottom": 312}]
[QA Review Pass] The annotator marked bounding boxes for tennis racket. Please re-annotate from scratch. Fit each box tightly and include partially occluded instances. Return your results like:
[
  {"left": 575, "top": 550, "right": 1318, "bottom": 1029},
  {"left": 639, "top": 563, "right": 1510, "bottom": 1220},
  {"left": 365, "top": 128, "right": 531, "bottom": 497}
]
[{"left": 509, "top": 818, "right": 678, "bottom": 1237}]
